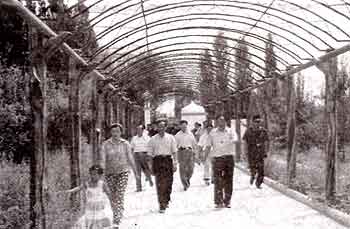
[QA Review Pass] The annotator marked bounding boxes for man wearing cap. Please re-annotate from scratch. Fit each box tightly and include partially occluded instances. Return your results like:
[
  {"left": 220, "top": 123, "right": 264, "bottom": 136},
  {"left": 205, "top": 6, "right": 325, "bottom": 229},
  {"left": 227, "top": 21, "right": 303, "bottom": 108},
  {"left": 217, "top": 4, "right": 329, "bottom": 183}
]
[
  {"left": 148, "top": 120, "right": 178, "bottom": 213},
  {"left": 175, "top": 120, "right": 197, "bottom": 191},
  {"left": 242, "top": 115, "right": 269, "bottom": 189},
  {"left": 205, "top": 115, "right": 238, "bottom": 208}
]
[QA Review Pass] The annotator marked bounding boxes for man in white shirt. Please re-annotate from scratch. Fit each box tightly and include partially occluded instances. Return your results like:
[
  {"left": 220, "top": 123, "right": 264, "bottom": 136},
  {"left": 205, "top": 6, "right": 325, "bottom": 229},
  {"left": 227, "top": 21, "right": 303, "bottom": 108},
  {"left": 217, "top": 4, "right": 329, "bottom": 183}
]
[
  {"left": 130, "top": 124, "right": 153, "bottom": 192},
  {"left": 148, "top": 120, "right": 178, "bottom": 213},
  {"left": 175, "top": 120, "right": 197, "bottom": 191},
  {"left": 205, "top": 115, "right": 238, "bottom": 208}
]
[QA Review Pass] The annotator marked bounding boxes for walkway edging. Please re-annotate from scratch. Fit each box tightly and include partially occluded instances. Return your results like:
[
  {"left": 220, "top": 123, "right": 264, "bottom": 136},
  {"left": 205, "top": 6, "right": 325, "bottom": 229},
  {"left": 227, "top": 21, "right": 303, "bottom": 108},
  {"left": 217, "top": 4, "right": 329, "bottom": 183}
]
[{"left": 235, "top": 163, "right": 350, "bottom": 228}]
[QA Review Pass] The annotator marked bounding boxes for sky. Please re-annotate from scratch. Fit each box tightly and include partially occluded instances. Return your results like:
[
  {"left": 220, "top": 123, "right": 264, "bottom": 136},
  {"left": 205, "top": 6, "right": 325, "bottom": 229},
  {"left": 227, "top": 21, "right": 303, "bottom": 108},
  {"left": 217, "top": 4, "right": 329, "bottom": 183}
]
[{"left": 61, "top": 0, "right": 350, "bottom": 106}]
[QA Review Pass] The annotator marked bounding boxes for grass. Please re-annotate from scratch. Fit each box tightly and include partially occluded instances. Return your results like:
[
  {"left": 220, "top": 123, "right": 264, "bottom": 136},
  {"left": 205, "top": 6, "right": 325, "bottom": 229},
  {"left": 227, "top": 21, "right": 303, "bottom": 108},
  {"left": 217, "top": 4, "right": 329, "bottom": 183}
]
[
  {"left": 0, "top": 142, "right": 94, "bottom": 229},
  {"left": 263, "top": 145, "right": 350, "bottom": 214}
]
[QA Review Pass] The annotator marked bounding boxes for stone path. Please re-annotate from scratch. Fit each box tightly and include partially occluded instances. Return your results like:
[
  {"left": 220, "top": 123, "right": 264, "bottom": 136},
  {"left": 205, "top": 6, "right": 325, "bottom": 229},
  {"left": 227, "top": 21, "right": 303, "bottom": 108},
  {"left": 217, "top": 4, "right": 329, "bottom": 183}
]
[{"left": 120, "top": 165, "right": 347, "bottom": 229}]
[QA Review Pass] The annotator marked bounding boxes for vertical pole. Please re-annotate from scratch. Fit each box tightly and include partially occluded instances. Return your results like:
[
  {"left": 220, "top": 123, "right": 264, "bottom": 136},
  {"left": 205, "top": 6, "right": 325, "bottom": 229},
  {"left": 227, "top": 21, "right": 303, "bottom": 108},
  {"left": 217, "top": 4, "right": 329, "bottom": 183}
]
[
  {"left": 104, "top": 92, "right": 113, "bottom": 138},
  {"left": 29, "top": 29, "right": 47, "bottom": 229},
  {"left": 112, "top": 95, "right": 120, "bottom": 123},
  {"left": 235, "top": 97, "right": 242, "bottom": 162},
  {"left": 68, "top": 57, "right": 81, "bottom": 210},
  {"left": 91, "top": 77, "right": 99, "bottom": 163},
  {"left": 317, "top": 55, "right": 338, "bottom": 202},
  {"left": 286, "top": 73, "right": 297, "bottom": 186}
]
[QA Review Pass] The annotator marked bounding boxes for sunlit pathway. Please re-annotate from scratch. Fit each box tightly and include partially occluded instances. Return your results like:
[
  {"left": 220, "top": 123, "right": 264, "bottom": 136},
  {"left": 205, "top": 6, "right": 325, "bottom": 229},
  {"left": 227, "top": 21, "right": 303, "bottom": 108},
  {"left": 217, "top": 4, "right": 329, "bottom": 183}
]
[{"left": 120, "top": 165, "right": 346, "bottom": 229}]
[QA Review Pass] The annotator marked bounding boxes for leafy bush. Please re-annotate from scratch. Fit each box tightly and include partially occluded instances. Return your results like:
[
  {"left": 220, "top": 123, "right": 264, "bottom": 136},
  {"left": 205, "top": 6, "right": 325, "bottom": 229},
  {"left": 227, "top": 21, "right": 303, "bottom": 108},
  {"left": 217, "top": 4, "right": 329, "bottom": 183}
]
[{"left": 0, "top": 65, "right": 32, "bottom": 163}]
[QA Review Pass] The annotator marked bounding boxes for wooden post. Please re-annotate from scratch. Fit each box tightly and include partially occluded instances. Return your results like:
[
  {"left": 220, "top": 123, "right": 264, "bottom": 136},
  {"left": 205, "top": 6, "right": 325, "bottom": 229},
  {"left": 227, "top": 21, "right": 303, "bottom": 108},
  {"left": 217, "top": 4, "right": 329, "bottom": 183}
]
[
  {"left": 285, "top": 74, "right": 297, "bottom": 186},
  {"left": 317, "top": 55, "right": 338, "bottom": 202},
  {"left": 112, "top": 95, "right": 120, "bottom": 123},
  {"left": 234, "top": 97, "right": 242, "bottom": 162},
  {"left": 125, "top": 102, "right": 131, "bottom": 139},
  {"left": 29, "top": 29, "right": 48, "bottom": 229},
  {"left": 68, "top": 57, "right": 81, "bottom": 210},
  {"left": 104, "top": 92, "right": 113, "bottom": 138},
  {"left": 91, "top": 77, "right": 100, "bottom": 163}
]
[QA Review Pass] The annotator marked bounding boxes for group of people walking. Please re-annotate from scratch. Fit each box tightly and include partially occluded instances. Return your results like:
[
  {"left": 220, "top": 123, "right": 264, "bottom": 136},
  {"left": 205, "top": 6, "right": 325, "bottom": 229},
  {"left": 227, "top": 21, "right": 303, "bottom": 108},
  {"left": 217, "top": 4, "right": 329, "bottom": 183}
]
[{"left": 58, "top": 114, "right": 269, "bottom": 228}]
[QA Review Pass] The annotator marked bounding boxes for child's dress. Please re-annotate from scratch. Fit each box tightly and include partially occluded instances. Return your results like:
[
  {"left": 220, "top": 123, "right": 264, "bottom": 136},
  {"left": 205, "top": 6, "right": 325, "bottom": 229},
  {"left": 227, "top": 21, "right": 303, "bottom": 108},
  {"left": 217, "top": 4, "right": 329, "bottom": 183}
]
[{"left": 72, "top": 180, "right": 113, "bottom": 229}]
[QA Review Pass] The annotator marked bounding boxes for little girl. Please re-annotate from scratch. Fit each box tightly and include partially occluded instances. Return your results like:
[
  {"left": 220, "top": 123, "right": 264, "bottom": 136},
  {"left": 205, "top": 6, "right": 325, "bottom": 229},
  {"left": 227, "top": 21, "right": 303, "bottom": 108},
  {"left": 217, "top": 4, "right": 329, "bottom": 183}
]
[{"left": 58, "top": 165, "right": 114, "bottom": 229}]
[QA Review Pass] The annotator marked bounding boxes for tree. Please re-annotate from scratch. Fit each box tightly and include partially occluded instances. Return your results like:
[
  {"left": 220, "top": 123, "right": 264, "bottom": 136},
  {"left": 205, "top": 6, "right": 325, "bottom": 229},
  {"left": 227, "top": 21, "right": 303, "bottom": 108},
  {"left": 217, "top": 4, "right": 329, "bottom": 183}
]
[
  {"left": 0, "top": 4, "right": 29, "bottom": 66},
  {"left": 234, "top": 39, "right": 252, "bottom": 161},
  {"left": 212, "top": 32, "right": 231, "bottom": 100},
  {"left": 199, "top": 49, "right": 215, "bottom": 116},
  {"left": 258, "top": 33, "right": 279, "bottom": 152}
]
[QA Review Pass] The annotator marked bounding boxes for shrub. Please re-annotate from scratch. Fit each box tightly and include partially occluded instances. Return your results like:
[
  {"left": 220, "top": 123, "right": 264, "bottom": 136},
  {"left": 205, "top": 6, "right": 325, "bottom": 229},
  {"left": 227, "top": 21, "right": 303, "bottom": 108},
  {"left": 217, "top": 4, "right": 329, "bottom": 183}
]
[{"left": 0, "top": 161, "right": 29, "bottom": 229}]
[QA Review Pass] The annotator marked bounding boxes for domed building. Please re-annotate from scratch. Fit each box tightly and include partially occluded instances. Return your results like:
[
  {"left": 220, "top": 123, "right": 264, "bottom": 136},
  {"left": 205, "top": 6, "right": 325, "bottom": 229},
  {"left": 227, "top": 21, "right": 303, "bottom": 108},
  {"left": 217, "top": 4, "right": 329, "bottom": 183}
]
[{"left": 181, "top": 101, "right": 206, "bottom": 130}]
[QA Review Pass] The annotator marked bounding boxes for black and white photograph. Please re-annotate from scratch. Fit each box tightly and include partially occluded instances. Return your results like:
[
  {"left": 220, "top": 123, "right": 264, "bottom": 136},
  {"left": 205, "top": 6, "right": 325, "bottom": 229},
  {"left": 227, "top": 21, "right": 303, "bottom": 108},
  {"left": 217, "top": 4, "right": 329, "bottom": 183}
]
[{"left": 1, "top": 0, "right": 350, "bottom": 228}]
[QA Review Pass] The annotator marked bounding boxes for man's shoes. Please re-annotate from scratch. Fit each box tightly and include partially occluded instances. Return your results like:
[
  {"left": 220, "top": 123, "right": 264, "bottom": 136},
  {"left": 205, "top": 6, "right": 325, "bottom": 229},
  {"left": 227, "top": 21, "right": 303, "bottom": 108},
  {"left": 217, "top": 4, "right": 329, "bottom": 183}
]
[
  {"left": 250, "top": 176, "right": 255, "bottom": 185},
  {"left": 256, "top": 185, "right": 262, "bottom": 189},
  {"left": 224, "top": 203, "right": 231, "bottom": 208},
  {"left": 215, "top": 203, "right": 224, "bottom": 209},
  {"left": 159, "top": 209, "right": 166, "bottom": 213}
]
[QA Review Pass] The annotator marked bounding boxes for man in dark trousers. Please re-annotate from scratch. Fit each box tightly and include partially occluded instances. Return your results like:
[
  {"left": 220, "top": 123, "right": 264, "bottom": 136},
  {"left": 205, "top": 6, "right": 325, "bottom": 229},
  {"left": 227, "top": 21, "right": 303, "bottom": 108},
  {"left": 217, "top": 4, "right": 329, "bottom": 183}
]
[
  {"left": 242, "top": 114, "right": 269, "bottom": 189},
  {"left": 148, "top": 120, "right": 177, "bottom": 213},
  {"left": 205, "top": 115, "right": 237, "bottom": 208}
]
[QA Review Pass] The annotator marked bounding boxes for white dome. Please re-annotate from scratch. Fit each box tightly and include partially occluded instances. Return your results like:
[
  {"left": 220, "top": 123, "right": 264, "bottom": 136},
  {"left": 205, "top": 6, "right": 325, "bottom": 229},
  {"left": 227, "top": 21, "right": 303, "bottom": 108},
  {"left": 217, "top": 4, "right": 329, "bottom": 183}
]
[{"left": 181, "top": 101, "right": 205, "bottom": 114}]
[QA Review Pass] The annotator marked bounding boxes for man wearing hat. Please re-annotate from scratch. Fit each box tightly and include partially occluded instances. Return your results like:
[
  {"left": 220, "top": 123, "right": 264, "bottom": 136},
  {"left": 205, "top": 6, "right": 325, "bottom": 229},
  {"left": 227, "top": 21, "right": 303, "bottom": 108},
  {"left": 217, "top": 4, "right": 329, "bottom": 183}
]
[{"left": 242, "top": 115, "right": 269, "bottom": 189}]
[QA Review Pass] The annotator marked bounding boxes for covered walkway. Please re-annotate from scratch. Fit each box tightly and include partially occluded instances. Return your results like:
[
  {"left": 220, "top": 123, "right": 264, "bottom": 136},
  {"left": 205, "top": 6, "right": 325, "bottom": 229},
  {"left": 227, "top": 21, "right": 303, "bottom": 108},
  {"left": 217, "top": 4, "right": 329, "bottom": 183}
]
[
  {"left": 3, "top": 1, "right": 350, "bottom": 228},
  {"left": 121, "top": 165, "right": 346, "bottom": 229}
]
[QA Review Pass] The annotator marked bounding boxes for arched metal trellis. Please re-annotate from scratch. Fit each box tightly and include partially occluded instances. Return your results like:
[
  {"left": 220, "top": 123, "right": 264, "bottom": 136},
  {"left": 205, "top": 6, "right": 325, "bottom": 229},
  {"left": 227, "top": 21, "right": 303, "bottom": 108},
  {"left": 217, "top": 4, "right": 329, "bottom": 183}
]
[{"left": 4, "top": 0, "right": 350, "bottom": 228}]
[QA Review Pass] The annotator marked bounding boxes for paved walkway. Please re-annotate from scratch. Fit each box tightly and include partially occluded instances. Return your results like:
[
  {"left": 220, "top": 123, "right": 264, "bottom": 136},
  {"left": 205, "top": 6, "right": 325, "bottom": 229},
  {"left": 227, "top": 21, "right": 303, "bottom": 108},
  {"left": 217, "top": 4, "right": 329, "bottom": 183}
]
[{"left": 120, "top": 165, "right": 347, "bottom": 229}]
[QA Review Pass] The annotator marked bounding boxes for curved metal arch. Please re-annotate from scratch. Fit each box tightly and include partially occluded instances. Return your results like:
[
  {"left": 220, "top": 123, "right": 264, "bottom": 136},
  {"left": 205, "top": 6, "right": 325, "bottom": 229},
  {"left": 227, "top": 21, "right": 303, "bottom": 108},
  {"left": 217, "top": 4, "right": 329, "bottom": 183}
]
[
  {"left": 92, "top": 26, "right": 305, "bottom": 71},
  {"left": 96, "top": 35, "right": 288, "bottom": 77},
  {"left": 116, "top": 55, "right": 264, "bottom": 85},
  {"left": 280, "top": 0, "right": 350, "bottom": 40},
  {"left": 119, "top": 64, "right": 235, "bottom": 91},
  {"left": 116, "top": 56, "right": 264, "bottom": 88},
  {"left": 119, "top": 66, "right": 229, "bottom": 89},
  {"left": 135, "top": 79, "right": 202, "bottom": 95},
  {"left": 91, "top": 23, "right": 302, "bottom": 67},
  {"left": 92, "top": 30, "right": 293, "bottom": 67},
  {"left": 110, "top": 52, "right": 265, "bottom": 90},
  {"left": 142, "top": 86, "right": 201, "bottom": 100},
  {"left": 90, "top": 13, "right": 318, "bottom": 64},
  {"left": 105, "top": 44, "right": 277, "bottom": 81},
  {"left": 118, "top": 61, "right": 261, "bottom": 91},
  {"left": 90, "top": 17, "right": 304, "bottom": 65},
  {"left": 114, "top": 50, "right": 267, "bottom": 78},
  {"left": 91, "top": 0, "right": 343, "bottom": 46},
  {"left": 92, "top": 12, "right": 330, "bottom": 60},
  {"left": 143, "top": 91, "right": 198, "bottom": 101}
]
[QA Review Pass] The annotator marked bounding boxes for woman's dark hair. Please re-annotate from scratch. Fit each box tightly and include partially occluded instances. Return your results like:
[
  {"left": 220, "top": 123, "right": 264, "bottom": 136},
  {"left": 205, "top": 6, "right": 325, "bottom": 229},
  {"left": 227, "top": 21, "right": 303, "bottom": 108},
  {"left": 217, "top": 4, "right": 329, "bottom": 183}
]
[
  {"left": 89, "top": 164, "right": 104, "bottom": 175},
  {"left": 110, "top": 123, "right": 124, "bottom": 133},
  {"left": 179, "top": 120, "right": 188, "bottom": 125},
  {"left": 137, "top": 124, "right": 145, "bottom": 129},
  {"left": 215, "top": 115, "right": 226, "bottom": 121},
  {"left": 252, "top": 114, "right": 262, "bottom": 121}
]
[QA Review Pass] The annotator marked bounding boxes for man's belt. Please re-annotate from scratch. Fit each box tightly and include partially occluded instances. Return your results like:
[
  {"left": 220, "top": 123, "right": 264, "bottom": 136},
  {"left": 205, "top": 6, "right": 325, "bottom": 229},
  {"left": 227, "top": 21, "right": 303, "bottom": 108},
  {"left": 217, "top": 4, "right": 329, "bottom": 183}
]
[{"left": 178, "top": 146, "right": 192, "bottom": 150}]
